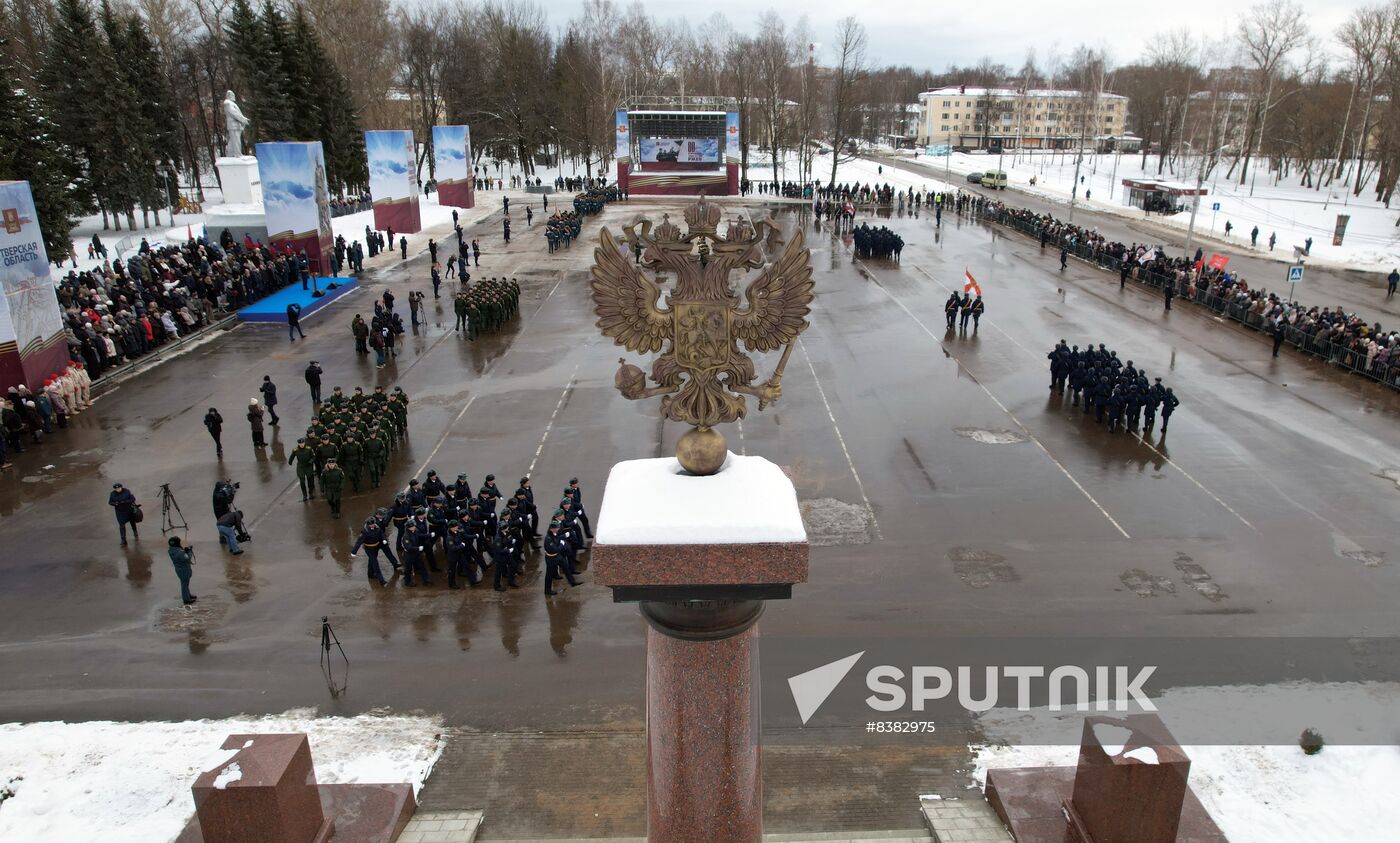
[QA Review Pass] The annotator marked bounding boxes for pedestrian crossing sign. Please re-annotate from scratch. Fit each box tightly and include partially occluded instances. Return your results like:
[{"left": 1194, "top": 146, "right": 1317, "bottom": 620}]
[{"left": 1288, "top": 264, "right": 1305, "bottom": 284}]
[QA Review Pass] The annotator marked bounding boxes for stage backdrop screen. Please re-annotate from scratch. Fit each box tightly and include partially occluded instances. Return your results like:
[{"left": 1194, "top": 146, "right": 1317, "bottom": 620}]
[
  {"left": 639, "top": 137, "right": 719, "bottom": 164},
  {"left": 0, "top": 180, "right": 66, "bottom": 391},
  {"left": 432, "top": 125, "right": 475, "bottom": 210},
  {"left": 366, "top": 129, "right": 421, "bottom": 233},
  {"left": 256, "top": 141, "right": 334, "bottom": 275}
]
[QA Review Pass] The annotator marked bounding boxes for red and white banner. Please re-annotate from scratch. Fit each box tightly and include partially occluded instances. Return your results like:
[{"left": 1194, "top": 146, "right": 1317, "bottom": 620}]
[{"left": 964, "top": 269, "right": 982, "bottom": 297}]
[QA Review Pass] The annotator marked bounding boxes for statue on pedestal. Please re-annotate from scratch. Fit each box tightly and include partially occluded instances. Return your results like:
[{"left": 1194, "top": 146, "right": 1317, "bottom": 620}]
[
  {"left": 590, "top": 198, "right": 814, "bottom": 475},
  {"left": 222, "top": 91, "right": 250, "bottom": 158}
]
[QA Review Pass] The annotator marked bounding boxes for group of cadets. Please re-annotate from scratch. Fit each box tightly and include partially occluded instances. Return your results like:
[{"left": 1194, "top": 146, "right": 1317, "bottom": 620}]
[
  {"left": 350, "top": 474, "right": 593, "bottom": 597},
  {"left": 287, "top": 385, "right": 411, "bottom": 515},
  {"left": 452, "top": 277, "right": 520, "bottom": 339},
  {"left": 545, "top": 212, "right": 582, "bottom": 252},
  {"left": 852, "top": 224, "right": 904, "bottom": 260},
  {"left": 1047, "top": 341, "right": 1181, "bottom": 435},
  {"left": 943, "top": 291, "right": 985, "bottom": 331}
]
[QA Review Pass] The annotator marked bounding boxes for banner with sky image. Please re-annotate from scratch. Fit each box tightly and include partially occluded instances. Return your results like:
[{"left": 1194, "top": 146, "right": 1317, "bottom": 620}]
[
  {"left": 432, "top": 125, "right": 475, "bottom": 210},
  {"left": 256, "top": 141, "right": 334, "bottom": 276},
  {"left": 366, "top": 130, "right": 421, "bottom": 234},
  {"left": 0, "top": 181, "right": 67, "bottom": 392},
  {"left": 726, "top": 112, "right": 739, "bottom": 161}
]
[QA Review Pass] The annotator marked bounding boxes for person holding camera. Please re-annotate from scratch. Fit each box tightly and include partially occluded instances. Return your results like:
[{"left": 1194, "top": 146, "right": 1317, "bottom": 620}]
[
  {"left": 167, "top": 536, "right": 197, "bottom": 605},
  {"left": 216, "top": 509, "right": 247, "bottom": 555}
]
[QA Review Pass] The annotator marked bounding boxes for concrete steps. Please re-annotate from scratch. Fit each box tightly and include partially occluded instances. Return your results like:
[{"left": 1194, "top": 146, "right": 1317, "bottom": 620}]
[{"left": 482, "top": 831, "right": 933, "bottom": 843}]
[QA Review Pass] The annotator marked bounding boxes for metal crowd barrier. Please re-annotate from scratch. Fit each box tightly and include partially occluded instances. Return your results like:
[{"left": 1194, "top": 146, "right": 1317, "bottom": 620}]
[{"left": 974, "top": 207, "right": 1400, "bottom": 391}]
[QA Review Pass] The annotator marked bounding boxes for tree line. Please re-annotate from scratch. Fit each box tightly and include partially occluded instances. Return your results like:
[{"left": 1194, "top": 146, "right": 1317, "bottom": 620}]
[{"left": 10, "top": 0, "right": 1399, "bottom": 264}]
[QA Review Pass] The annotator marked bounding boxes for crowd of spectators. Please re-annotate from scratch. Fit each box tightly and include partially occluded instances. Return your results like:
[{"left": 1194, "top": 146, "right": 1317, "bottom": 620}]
[
  {"left": 329, "top": 194, "right": 372, "bottom": 218},
  {"left": 56, "top": 233, "right": 310, "bottom": 381},
  {"left": 970, "top": 197, "right": 1400, "bottom": 388}
]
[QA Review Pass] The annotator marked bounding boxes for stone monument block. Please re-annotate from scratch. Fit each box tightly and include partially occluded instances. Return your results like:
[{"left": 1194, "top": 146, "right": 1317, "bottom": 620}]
[
  {"left": 985, "top": 713, "right": 1227, "bottom": 843},
  {"left": 178, "top": 732, "right": 417, "bottom": 843},
  {"left": 216, "top": 155, "right": 263, "bottom": 206},
  {"left": 188, "top": 734, "right": 333, "bottom": 843}
]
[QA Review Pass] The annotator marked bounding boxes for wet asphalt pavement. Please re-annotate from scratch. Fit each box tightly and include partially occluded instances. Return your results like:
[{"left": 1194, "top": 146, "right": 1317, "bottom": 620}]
[{"left": 1, "top": 197, "right": 1398, "bottom": 737}]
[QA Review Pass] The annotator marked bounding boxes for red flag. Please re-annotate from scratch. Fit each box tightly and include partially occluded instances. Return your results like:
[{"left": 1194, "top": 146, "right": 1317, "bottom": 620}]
[
  {"left": 186, "top": 224, "right": 193, "bottom": 241},
  {"left": 1207, "top": 254, "right": 1230, "bottom": 271},
  {"left": 964, "top": 268, "right": 982, "bottom": 297}
]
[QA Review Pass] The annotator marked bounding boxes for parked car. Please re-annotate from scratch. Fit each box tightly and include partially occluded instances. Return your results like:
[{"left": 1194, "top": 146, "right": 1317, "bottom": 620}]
[{"left": 966, "top": 172, "right": 984, "bottom": 184}]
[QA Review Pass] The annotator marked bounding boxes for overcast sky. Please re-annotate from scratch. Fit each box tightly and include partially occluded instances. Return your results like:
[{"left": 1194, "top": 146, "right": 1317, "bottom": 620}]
[{"left": 547, "top": 0, "right": 1357, "bottom": 75}]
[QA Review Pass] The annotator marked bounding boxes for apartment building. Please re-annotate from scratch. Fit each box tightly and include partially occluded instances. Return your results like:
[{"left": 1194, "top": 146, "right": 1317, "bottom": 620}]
[{"left": 915, "top": 85, "right": 1129, "bottom": 151}]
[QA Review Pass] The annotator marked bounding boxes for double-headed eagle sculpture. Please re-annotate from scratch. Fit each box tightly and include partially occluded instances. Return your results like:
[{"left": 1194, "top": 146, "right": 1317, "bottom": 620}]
[{"left": 589, "top": 198, "right": 815, "bottom": 475}]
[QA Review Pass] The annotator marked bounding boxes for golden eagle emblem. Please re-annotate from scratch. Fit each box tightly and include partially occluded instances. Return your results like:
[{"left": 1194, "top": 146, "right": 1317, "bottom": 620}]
[{"left": 589, "top": 199, "right": 815, "bottom": 474}]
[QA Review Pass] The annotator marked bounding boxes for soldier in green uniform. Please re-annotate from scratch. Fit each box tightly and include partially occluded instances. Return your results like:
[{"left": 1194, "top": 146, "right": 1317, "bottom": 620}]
[
  {"left": 315, "top": 434, "right": 341, "bottom": 478},
  {"left": 341, "top": 434, "right": 365, "bottom": 492},
  {"left": 321, "top": 459, "right": 345, "bottom": 518},
  {"left": 454, "top": 291, "right": 469, "bottom": 333},
  {"left": 288, "top": 437, "right": 318, "bottom": 500},
  {"left": 365, "top": 426, "right": 387, "bottom": 488}
]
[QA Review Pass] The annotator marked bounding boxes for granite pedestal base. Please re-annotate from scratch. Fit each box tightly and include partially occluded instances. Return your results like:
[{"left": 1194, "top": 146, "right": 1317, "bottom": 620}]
[
  {"left": 176, "top": 733, "right": 416, "bottom": 843},
  {"left": 643, "top": 600, "right": 763, "bottom": 843},
  {"left": 985, "top": 715, "right": 1227, "bottom": 843},
  {"left": 592, "top": 453, "right": 809, "bottom": 843}
]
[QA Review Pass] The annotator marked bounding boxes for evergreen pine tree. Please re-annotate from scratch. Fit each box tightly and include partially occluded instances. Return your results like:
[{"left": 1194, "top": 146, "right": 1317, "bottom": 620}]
[
  {"left": 254, "top": 0, "right": 295, "bottom": 139},
  {"left": 225, "top": 0, "right": 291, "bottom": 145},
  {"left": 289, "top": 5, "right": 365, "bottom": 193},
  {"left": 100, "top": 1, "right": 154, "bottom": 226},
  {"left": 123, "top": 13, "right": 182, "bottom": 214},
  {"left": 40, "top": 0, "right": 111, "bottom": 224},
  {"left": 0, "top": 39, "right": 80, "bottom": 261}
]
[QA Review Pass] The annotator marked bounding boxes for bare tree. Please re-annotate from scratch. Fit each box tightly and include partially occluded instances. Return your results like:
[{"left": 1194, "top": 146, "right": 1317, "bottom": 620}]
[
  {"left": 396, "top": 3, "right": 449, "bottom": 178},
  {"left": 1235, "top": 0, "right": 1311, "bottom": 186},
  {"left": 825, "top": 16, "right": 867, "bottom": 187}
]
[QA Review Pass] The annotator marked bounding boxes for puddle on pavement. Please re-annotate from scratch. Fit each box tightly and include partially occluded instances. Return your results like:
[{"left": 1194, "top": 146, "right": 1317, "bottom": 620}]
[
  {"left": 799, "top": 497, "right": 874, "bottom": 546},
  {"left": 948, "top": 547, "right": 1019, "bottom": 589},
  {"left": 1173, "top": 552, "right": 1227, "bottom": 602},
  {"left": 1119, "top": 568, "right": 1177, "bottom": 597},
  {"left": 954, "top": 427, "right": 1028, "bottom": 445},
  {"left": 1341, "top": 549, "right": 1387, "bottom": 568}
]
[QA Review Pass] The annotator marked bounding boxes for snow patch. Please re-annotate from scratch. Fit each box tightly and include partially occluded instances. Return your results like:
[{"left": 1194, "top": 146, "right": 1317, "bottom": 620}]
[
  {"left": 1090, "top": 722, "right": 1134, "bottom": 757},
  {"left": 211, "top": 762, "right": 242, "bottom": 789},
  {"left": 1123, "top": 746, "right": 1160, "bottom": 765},
  {"left": 971, "top": 682, "right": 1400, "bottom": 842},
  {"left": 595, "top": 453, "right": 805, "bottom": 545},
  {"left": 0, "top": 709, "right": 444, "bottom": 843}
]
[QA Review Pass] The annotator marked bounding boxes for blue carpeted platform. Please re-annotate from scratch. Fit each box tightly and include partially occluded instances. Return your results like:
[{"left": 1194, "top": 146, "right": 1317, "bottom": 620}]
[{"left": 238, "top": 277, "right": 359, "bottom": 323}]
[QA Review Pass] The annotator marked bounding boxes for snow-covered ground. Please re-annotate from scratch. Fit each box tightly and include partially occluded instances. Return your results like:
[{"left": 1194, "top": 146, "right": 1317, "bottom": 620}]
[
  {"left": 60, "top": 157, "right": 599, "bottom": 276},
  {"left": 881, "top": 148, "right": 1400, "bottom": 273},
  {"left": 972, "top": 681, "right": 1400, "bottom": 842},
  {"left": 0, "top": 709, "right": 444, "bottom": 843}
]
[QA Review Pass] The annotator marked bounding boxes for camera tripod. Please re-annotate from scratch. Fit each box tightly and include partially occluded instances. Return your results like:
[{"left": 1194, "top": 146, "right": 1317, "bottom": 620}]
[
  {"left": 159, "top": 483, "right": 187, "bottom": 534},
  {"left": 320, "top": 616, "right": 349, "bottom": 698}
]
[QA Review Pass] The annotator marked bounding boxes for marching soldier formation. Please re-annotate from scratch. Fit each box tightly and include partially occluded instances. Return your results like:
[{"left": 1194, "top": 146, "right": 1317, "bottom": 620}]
[
  {"left": 1047, "top": 340, "right": 1181, "bottom": 436},
  {"left": 289, "top": 384, "right": 412, "bottom": 512},
  {"left": 452, "top": 276, "right": 520, "bottom": 339},
  {"left": 852, "top": 223, "right": 904, "bottom": 260},
  {"left": 350, "top": 472, "right": 593, "bottom": 598}
]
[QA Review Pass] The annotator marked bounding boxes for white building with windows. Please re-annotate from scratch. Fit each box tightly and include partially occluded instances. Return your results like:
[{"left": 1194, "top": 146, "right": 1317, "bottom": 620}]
[{"left": 915, "top": 85, "right": 1129, "bottom": 151}]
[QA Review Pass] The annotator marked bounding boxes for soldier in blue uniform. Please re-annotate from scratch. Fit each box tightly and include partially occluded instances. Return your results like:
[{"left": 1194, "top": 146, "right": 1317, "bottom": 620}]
[
  {"left": 351, "top": 517, "right": 397, "bottom": 585},
  {"left": 565, "top": 478, "right": 592, "bottom": 541},
  {"left": 1160, "top": 388, "right": 1180, "bottom": 433},
  {"left": 401, "top": 519, "right": 432, "bottom": 586}
]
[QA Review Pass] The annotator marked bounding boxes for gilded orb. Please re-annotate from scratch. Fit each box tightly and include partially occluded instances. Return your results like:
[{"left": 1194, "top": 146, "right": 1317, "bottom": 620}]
[{"left": 676, "top": 426, "right": 727, "bottom": 476}]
